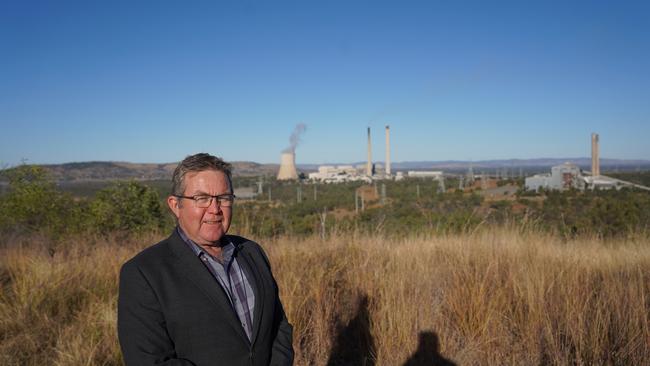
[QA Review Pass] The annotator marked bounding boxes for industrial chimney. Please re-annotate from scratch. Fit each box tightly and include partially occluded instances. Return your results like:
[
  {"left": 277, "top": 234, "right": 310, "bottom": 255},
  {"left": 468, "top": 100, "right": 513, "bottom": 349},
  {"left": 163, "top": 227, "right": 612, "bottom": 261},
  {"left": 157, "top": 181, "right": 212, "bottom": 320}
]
[
  {"left": 277, "top": 152, "right": 298, "bottom": 180},
  {"left": 366, "top": 127, "right": 373, "bottom": 176},
  {"left": 385, "top": 125, "right": 391, "bottom": 176},
  {"left": 591, "top": 133, "right": 600, "bottom": 177}
]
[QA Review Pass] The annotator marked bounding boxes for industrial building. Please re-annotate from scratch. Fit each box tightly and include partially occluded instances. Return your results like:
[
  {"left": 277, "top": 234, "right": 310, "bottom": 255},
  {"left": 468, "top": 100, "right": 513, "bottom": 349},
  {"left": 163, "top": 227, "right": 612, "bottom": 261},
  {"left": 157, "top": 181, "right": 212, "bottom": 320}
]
[
  {"left": 308, "top": 165, "right": 371, "bottom": 183},
  {"left": 525, "top": 133, "right": 650, "bottom": 192},
  {"left": 407, "top": 171, "right": 444, "bottom": 179},
  {"left": 525, "top": 133, "right": 602, "bottom": 191},
  {"left": 525, "top": 163, "right": 585, "bottom": 191},
  {"left": 304, "top": 125, "right": 393, "bottom": 183}
]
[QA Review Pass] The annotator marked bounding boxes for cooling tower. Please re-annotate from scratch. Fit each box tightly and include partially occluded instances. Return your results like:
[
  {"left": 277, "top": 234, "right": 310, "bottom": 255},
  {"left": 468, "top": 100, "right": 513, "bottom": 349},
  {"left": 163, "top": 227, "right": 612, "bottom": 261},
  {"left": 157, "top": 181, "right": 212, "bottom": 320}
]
[
  {"left": 277, "top": 152, "right": 298, "bottom": 180},
  {"left": 591, "top": 133, "right": 600, "bottom": 177},
  {"left": 385, "top": 125, "right": 391, "bottom": 176}
]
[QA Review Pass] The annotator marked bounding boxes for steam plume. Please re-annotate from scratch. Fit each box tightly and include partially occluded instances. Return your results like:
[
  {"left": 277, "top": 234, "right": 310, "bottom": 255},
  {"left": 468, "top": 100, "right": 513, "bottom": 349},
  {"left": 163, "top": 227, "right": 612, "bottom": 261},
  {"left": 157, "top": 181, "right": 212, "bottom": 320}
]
[{"left": 282, "top": 123, "right": 307, "bottom": 153}]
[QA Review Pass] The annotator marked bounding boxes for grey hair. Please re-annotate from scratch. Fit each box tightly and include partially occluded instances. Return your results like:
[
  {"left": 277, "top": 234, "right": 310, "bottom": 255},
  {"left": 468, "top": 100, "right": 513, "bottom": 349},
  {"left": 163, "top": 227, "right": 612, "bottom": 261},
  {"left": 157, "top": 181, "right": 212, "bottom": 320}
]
[{"left": 171, "top": 153, "right": 233, "bottom": 196}]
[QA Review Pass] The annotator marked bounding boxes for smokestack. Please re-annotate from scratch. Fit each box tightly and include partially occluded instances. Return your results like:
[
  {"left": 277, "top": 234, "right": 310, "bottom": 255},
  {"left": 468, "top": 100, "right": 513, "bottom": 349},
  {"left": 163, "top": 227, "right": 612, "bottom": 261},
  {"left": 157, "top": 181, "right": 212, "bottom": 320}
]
[
  {"left": 277, "top": 152, "right": 298, "bottom": 180},
  {"left": 591, "top": 133, "right": 600, "bottom": 177},
  {"left": 385, "top": 125, "right": 391, "bottom": 176},
  {"left": 366, "top": 127, "right": 372, "bottom": 176}
]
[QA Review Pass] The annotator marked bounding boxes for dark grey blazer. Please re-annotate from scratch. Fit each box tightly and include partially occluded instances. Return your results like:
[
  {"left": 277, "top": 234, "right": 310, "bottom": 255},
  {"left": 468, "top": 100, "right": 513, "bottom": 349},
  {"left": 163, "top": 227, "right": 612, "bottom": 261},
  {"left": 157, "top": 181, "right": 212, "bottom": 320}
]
[{"left": 117, "top": 231, "right": 294, "bottom": 366}]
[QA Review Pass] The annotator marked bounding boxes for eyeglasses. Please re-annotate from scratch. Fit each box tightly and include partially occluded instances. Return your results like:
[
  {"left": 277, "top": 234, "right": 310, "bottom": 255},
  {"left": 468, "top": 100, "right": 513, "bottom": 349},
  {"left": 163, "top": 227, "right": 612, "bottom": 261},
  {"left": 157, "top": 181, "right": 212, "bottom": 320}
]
[{"left": 174, "top": 194, "right": 236, "bottom": 208}]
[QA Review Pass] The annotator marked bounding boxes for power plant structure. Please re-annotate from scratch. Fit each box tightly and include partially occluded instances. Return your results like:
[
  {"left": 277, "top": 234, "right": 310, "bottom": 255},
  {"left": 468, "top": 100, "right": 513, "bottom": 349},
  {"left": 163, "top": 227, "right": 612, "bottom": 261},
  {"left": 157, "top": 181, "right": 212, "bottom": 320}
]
[
  {"left": 307, "top": 165, "right": 372, "bottom": 183},
  {"left": 286, "top": 126, "right": 650, "bottom": 191},
  {"left": 591, "top": 133, "right": 600, "bottom": 177},
  {"left": 364, "top": 125, "right": 395, "bottom": 179},
  {"left": 524, "top": 162, "right": 584, "bottom": 191},
  {"left": 276, "top": 123, "right": 306, "bottom": 180},
  {"left": 525, "top": 133, "right": 650, "bottom": 191},
  {"left": 385, "top": 125, "right": 391, "bottom": 176},
  {"left": 277, "top": 152, "right": 298, "bottom": 180},
  {"left": 364, "top": 125, "right": 391, "bottom": 179},
  {"left": 366, "top": 127, "right": 373, "bottom": 176},
  {"left": 309, "top": 125, "right": 394, "bottom": 183}
]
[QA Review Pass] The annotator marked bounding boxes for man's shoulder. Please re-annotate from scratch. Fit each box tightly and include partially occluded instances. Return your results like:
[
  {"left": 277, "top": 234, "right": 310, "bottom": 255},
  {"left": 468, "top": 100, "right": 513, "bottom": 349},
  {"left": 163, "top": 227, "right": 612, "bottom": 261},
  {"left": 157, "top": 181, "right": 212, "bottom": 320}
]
[{"left": 122, "top": 233, "right": 176, "bottom": 270}]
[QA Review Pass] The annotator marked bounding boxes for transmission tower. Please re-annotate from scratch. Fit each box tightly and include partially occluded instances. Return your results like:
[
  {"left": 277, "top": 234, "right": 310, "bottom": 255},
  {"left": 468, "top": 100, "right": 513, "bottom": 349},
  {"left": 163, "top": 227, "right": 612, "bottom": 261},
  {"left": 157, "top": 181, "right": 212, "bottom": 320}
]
[{"left": 467, "top": 163, "right": 475, "bottom": 184}]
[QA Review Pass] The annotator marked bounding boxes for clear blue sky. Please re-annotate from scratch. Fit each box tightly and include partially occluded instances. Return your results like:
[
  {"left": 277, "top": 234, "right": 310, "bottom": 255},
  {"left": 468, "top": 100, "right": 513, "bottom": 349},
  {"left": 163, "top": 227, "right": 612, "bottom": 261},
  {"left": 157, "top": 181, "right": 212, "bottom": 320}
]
[{"left": 1, "top": 0, "right": 648, "bottom": 166}]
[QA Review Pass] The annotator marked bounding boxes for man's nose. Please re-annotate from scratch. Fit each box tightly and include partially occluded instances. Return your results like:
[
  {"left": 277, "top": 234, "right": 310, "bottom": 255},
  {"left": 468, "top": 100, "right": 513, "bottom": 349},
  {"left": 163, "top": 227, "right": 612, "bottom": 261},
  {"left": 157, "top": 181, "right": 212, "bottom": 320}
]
[{"left": 206, "top": 197, "right": 222, "bottom": 212}]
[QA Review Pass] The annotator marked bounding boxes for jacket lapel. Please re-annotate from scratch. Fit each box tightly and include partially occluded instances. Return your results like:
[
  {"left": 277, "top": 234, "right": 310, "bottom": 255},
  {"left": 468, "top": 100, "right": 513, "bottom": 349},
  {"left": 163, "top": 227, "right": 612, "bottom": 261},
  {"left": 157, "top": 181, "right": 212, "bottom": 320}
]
[
  {"left": 236, "top": 245, "right": 265, "bottom": 346},
  {"left": 166, "top": 232, "right": 250, "bottom": 343}
]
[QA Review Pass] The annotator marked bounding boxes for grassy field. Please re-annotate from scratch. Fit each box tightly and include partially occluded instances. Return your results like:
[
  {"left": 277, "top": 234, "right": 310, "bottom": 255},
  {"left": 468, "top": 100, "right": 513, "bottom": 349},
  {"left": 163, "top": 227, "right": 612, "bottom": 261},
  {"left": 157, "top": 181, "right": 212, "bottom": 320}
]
[{"left": 1, "top": 228, "right": 648, "bottom": 365}]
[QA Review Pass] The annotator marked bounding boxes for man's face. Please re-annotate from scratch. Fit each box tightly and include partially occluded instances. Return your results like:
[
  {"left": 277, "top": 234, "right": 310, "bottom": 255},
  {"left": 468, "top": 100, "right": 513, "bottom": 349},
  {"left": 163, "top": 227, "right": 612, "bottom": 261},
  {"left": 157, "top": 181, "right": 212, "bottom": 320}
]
[{"left": 167, "top": 170, "right": 232, "bottom": 246}]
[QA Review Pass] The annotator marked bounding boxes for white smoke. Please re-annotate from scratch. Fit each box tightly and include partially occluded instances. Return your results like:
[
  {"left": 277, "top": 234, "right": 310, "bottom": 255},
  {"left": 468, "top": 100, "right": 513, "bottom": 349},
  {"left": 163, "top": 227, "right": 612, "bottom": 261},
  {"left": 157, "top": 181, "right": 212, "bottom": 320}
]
[{"left": 282, "top": 123, "right": 307, "bottom": 153}]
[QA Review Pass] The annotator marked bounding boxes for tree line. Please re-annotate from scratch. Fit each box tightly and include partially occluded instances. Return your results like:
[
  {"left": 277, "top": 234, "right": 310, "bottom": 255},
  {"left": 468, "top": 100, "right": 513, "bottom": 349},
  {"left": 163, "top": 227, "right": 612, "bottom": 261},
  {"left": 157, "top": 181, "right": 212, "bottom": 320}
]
[{"left": 2, "top": 165, "right": 650, "bottom": 240}]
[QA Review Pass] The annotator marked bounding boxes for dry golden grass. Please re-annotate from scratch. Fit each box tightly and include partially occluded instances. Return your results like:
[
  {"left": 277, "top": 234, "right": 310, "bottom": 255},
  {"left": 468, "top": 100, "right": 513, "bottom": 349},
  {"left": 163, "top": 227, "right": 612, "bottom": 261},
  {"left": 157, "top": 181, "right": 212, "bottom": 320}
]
[{"left": 1, "top": 228, "right": 649, "bottom": 365}]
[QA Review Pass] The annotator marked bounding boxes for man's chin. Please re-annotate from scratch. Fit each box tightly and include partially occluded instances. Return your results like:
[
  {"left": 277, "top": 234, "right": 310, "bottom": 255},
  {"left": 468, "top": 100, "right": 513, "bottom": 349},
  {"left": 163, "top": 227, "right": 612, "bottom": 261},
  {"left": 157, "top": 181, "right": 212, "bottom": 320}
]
[{"left": 199, "top": 231, "right": 225, "bottom": 245}]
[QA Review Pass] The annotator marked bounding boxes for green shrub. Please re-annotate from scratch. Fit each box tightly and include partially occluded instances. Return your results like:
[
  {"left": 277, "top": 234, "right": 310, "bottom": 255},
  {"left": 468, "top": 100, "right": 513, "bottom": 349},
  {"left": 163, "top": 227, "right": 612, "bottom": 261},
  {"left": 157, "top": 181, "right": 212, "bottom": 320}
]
[
  {"left": 89, "top": 181, "right": 167, "bottom": 234},
  {"left": 0, "top": 165, "right": 81, "bottom": 237}
]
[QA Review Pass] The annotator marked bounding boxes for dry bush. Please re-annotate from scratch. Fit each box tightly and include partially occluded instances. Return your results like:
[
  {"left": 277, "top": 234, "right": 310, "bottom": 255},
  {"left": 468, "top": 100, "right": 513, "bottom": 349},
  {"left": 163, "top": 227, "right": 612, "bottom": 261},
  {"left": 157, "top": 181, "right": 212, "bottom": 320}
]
[
  {"left": 0, "top": 233, "right": 152, "bottom": 366},
  {"left": 269, "top": 229, "right": 650, "bottom": 365},
  {"left": 1, "top": 228, "right": 649, "bottom": 365}
]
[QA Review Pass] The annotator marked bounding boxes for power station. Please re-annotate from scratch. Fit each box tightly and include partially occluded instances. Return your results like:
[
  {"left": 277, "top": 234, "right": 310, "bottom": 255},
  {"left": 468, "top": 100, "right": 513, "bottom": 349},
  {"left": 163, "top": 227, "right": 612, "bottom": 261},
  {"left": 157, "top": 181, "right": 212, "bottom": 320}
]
[
  {"left": 525, "top": 133, "right": 650, "bottom": 191},
  {"left": 276, "top": 126, "right": 649, "bottom": 191},
  {"left": 308, "top": 125, "right": 394, "bottom": 182}
]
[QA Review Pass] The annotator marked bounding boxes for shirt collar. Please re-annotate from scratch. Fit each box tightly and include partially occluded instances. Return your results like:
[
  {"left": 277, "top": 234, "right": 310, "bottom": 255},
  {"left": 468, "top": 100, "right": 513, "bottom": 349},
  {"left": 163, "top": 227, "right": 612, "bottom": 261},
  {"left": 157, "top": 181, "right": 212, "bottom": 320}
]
[{"left": 176, "top": 226, "right": 235, "bottom": 263}]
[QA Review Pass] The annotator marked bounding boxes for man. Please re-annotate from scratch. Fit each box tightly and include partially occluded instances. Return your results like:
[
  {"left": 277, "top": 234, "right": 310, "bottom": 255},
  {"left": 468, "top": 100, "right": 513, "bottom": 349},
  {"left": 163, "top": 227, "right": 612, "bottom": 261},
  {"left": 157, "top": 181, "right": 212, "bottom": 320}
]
[{"left": 118, "top": 153, "right": 294, "bottom": 366}]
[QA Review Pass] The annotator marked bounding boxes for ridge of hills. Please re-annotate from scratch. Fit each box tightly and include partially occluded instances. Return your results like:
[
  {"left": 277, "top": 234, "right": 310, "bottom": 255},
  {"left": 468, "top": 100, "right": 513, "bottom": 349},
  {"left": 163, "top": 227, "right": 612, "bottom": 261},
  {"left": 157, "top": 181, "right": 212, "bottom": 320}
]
[
  {"left": 0, "top": 161, "right": 279, "bottom": 181},
  {"left": 1, "top": 158, "right": 649, "bottom": 182}
]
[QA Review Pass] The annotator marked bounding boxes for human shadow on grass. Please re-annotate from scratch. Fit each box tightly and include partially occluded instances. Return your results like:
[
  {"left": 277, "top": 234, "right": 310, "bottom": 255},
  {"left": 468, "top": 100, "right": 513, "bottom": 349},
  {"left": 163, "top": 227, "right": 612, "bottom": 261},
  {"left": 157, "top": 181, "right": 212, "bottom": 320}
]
[
  {"left": 326, "top": 294, "right": 376, "bottom": 366},
  {"left": 402, "top": 331, "right": 457, "bottom": 366}
]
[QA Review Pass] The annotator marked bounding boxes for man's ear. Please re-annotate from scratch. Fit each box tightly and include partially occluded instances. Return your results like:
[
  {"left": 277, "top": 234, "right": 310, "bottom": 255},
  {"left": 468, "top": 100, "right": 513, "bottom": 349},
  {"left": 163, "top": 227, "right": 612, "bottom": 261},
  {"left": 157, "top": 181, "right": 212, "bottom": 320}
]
[{"left": 167, "top": 196, "right": 181, "bottom": 218}]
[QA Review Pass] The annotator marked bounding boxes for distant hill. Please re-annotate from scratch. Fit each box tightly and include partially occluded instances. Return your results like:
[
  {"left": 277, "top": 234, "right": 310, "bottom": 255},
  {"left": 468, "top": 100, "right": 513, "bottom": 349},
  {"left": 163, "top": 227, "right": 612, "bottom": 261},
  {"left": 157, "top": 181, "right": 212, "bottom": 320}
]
[
  {"left": 0, "top": 161, "right": 279, "bottom": 182},
  {"left": 44, "top": 162, "right": 178, "bottom": 181},
  {"left": 1, "top": 158, "right": 648, "bottom": 182}
]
